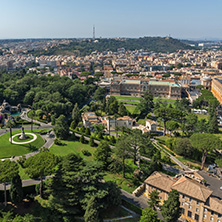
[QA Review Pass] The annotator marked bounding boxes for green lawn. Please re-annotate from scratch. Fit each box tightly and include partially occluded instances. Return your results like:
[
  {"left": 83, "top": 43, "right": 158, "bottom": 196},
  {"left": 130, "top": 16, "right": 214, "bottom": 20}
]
[
  {"left": 104, "top": 159, "right": 138, "bottom": 193},
  {"left": 118, "top": 101, "right": 140, "bottom": 105},
  {"left": 137, "top": 118, "right": 146, "bottom": 125},
  {"left": 50, "top": 139, "right": 139, "bottom": 193},
  {"left": 13, "top": 134, "right": 34, "bottom": 142},
  {"left": 153, "top": 98, "right": 177, "bottom": 103},
  {"left": 125, "top": 105, "right": 140, "bottom": 115},
  {"left": 114, "top": 96, "right": 142, "bottom": 101},
  {"left": 0, "top": 130, "right": 45, "bottom": 159},
  {"left": 50, "top": 140, "right": 96, "bottom": 161},
  {"left": 196, "top": 114, "right": 210, "bottom": 121}
]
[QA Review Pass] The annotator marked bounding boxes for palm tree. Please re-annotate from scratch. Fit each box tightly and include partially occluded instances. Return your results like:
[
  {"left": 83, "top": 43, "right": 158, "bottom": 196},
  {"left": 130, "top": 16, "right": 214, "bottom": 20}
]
[
  {"left": 7, "top": 118, "right": 14, "bottom": 144},
  {"left": 115, "top": 126, "right": 119, "bottom": 137},
  {"left": 108, "top": 116, "right": 111, "bottom": 135},
  {"left": 29, "top": 110, "right": 35, "bottom": 132}
]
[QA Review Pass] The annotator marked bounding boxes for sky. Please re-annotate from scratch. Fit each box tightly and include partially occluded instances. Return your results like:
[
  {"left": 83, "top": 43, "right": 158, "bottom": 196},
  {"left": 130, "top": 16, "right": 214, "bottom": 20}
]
[{"left": 0, "top": 0, "right": 222, "bottom": 39}]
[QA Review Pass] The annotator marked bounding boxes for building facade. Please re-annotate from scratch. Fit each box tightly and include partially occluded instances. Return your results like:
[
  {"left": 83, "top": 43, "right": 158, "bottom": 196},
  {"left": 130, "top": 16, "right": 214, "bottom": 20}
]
[
  {"left": 144, "top": 171, "right": 222, "bottom": 222},
  {"left": 110, "top": 79, "right": 181, "bottom": 99},
  {"left": 211, "top": 78, "right": 222, "bottom": 104}
]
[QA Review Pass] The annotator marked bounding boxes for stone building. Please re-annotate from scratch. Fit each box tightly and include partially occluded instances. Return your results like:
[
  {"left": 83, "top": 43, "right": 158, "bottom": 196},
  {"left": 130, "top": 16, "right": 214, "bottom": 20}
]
[
  {"left": 211, "top": 78, "right": 222, "bottom": 104},
  {"left": 143, "top": 171, "right": 222, "bottom": 222},
  {"left": 110, "top": 79, "right": 181, "bottom": 99}
]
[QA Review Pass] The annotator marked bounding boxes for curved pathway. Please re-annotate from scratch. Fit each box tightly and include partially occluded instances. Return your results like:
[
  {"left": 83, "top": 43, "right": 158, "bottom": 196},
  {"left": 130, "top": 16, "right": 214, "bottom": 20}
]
[
  {"left": 0, "top": 108, "right": 55, "bottom": 161},
  {"left": 10, "top": 133, "right": 37, "bottom": 144}
]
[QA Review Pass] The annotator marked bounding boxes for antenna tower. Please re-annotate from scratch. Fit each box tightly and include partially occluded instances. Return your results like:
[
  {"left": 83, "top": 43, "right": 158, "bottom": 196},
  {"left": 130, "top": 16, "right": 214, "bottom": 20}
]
[{"left": 93, "top": 25, "right": 95, "bottom": 40}]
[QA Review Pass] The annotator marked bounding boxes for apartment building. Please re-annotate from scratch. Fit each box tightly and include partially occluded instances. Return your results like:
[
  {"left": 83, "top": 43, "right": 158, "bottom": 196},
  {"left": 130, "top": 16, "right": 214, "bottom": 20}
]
[
  {"left": 110, "top": 79, "right": 181, "bottom": 99},
  {"left": 144, "top": 171, "right": 222, "bottom": 222}
]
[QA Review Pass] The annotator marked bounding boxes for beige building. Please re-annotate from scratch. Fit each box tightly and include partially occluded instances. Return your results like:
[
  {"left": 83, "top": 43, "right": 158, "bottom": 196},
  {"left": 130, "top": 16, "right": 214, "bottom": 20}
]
[
  {"left": 104, "top": 115, "right": 135, "bottom": 131},
  {"left": 211, "top": 78, "right": 222, "bottom": 104},
  {"left": 146, "top": 119, "right": 158, "bottom": 132},
  {"left": 144, "top": 171, "right": 222, "bottom": 222},
  {"left": 81, "top": 112, "right": 104, "bottom": 129},
  {"left": 110, "top": 79, "right": 181, "bottom": 99}
]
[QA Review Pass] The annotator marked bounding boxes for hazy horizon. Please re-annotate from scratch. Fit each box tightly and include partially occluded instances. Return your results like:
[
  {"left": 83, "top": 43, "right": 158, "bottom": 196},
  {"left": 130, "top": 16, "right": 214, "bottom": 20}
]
[{"left": 0, "top": 0, "right": 222, "bottom": 40}]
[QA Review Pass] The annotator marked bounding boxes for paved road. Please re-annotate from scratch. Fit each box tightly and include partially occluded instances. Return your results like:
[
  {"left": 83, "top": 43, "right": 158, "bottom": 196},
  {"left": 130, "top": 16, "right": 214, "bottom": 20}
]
[
  {"left": 0, "top": 109, "right": 55, "bottom": 161},
  {"left": 0, "top": 176, "right": 52, "bottom": 190},
  {"left": 151, "top": 139, "right": 190, "bottom": 171}
]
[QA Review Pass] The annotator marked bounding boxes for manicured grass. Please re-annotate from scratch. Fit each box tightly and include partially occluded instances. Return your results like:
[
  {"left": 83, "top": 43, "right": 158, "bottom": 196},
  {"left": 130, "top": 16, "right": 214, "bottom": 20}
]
[
  {"left": 196, "top": 114, "right": 210, "bottom": 121},
  {"left": 50, "top": 139, "right": 96, "bottom": 161},
  {"left": 119, "top": 101, "right": 140, "bottom": 105},
  {"left": 13, "top": 134, "right": 34, "bottom": 143},
  {"left": 125, "top": 105, "right": 140, "bottom": 115},
  {"left": 0, "top": 130, "right": 45, "bottom": 159},
  {"left": 153, "top": 98, "right": 177, "bottom": 103},
  {"left": 104, "top": 159, "right": 138, "bottom": 193},
  {"left": 101, "top": 206, "right": 131, "bottom": 219},
  {"left": 50, "top": 139, "right": 138, "bottom": 193},
  {"left": 137, "top": 118, "right": 146, "bottom": 125},
  {"left": 114, "top": 96, "right": 142, "bottom": 101},
  {"left": 214, "top": 133, "right": 222, "bottom": 141}
]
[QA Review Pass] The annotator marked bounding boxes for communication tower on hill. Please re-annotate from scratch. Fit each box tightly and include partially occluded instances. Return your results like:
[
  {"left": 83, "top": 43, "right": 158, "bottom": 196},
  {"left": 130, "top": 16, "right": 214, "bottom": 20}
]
[{"left": 93, "top": 25, "right": 95, "bottom": 40}]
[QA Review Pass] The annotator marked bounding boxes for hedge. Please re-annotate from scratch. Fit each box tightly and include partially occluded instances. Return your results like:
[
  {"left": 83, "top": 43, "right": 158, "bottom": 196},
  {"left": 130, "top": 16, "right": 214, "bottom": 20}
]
[{"left": 122, "top": 199, "right": 142, "bottom": 215}]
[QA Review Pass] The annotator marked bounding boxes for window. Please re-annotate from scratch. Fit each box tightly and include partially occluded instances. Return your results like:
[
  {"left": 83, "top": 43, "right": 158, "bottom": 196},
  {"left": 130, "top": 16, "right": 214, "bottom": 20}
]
[
  {"left": 196, "top": 201, "right": 199, "bottom": 205},
  {"left": 182, "top": 202, "right": 185, "bottom": 206},
  {"left": 196, "top": 208, "right": 199, "bottom": 212},
  {"left": 181, "top": 208, "right": 185, "bottom": 214},
  {"left": 204, "top": 214, "right": 207, "bottom": 219},
  {"left": 189, "top": 197, "right": 192, "bottom": 202},
  {"left": 218, "top": 214, "right": 221, "bottom": 218},
  {"left": 188, "top": 211, "right": 192, "bottom": 218},
  {"left": 217, "top": 220, "right": 221, "bottom": 222},
  {"left": 210, "top": 216, "right": 214, "bottom": 221},
  {"left": 189, "top": 205, "right": 192, "bottom": 209},
  {"left": 195, "top": 214, "right": 199, "bottom": 221},
  {"left": 204, "top": 208, "right": 208, "bottom": 212},
  {"left": 182, "top": 194, "right": 185, "bottom": 199}
]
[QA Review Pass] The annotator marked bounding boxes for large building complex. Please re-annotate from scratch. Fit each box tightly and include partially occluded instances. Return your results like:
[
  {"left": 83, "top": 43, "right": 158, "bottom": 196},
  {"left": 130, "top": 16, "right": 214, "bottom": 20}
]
[
  {"left": 110, "top": 79, "right": 182, "bottom": 99},
  {"left": 143, "top": 171, "right": 222, "bottom": 222},
  {"left": 211, "top": 78, "right": 222, "bottom": 104}
]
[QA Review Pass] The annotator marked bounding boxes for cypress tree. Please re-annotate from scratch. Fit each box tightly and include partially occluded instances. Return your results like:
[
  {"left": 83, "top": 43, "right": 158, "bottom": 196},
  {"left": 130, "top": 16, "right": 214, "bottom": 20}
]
[
  {"left": 161, "top": 190, "right": 181, "bottom": 222},
  {"left": 10, "top": 173, "right": 23, "bottom": 204},
  {"left": 89, "top": 136, "right": 95, "bottom": 147}
]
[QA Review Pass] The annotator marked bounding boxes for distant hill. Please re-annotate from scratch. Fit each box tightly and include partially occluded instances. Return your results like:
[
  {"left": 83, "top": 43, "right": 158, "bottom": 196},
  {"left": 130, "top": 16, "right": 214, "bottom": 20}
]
[{"left": 29, "top": 37, "right": 196, "bottom": 56}]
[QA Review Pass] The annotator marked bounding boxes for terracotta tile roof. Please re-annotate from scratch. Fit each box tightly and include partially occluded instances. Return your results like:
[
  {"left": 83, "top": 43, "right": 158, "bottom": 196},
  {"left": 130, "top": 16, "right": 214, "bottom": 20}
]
[
  {"left": 171, "top": 177, "right": 213, "bottom": 202},
  {"left": 206, "top": 197, "right": 222, "bottom": 214},
  {"left": 146, "top": 119, "right": 158, "bottom": 125},
  {"left": 117, "top": 116, "right": 133, "bottom": 121},
  {"left": 144, "top": 172, "right": 176, "bottom": 193}
]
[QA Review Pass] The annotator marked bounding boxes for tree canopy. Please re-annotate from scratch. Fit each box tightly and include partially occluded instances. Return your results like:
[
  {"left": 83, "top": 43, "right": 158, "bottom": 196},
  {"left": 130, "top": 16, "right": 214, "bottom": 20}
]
[{"left": 190, "top": 133, "right": 221, "bottom": 169}]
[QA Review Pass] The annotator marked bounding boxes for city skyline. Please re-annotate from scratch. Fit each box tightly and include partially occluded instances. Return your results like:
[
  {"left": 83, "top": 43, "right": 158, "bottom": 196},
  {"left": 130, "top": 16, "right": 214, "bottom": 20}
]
[{"left": 0, "top": 0, "right": 222, "bottom": 39}]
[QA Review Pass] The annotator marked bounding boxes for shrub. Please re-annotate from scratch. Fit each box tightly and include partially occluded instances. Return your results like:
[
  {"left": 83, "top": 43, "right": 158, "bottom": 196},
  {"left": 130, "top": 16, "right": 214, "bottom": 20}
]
[
  {"left": 89, "top": 136, "right": 95, "bottom": 147},
  {"left": 80, "top": 135, "right": 85, "bottom": 143},
  {"left": 82, "top": 150, "right": 91, "bottom": 156},
  {"left": 17, "top": 155, "right": 26, "bottom": 167},
  {"left": 54, "top": 138, "right": 62, "bottom": 145},
  {"left": 70, "top": 133, "right": 76, "bottom": 140},
  {"left": 85, "top": 127, "right": 91, "bottom": 136},
  {"left": 110, "top": 136, "right": 116, "bottom": 144}
]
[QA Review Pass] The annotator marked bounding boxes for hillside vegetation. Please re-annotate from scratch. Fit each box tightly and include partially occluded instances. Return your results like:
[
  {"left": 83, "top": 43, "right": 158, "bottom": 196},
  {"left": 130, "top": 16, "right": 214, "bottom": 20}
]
[{"left": 29, "top": 37, "right": 195, "bottom": 56}]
